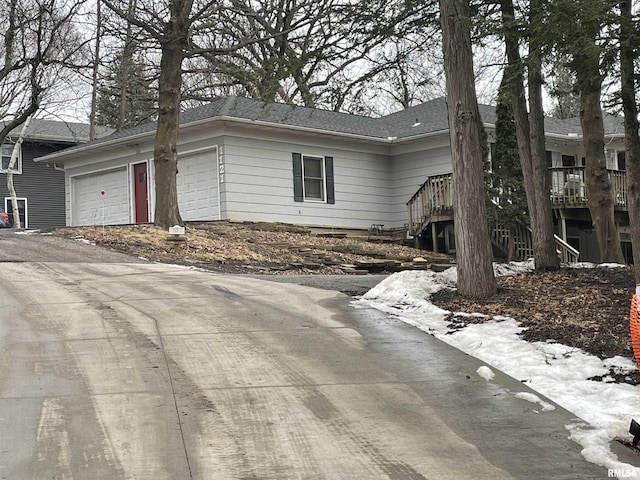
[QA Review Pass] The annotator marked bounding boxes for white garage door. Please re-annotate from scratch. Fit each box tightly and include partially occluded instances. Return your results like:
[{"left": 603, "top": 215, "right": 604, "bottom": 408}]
[
  {"left": 72, "top": 168, "right": 130, "bottom": 226},
  {"left": 177, "top": 150, "right": 218, "bottom": 221}
]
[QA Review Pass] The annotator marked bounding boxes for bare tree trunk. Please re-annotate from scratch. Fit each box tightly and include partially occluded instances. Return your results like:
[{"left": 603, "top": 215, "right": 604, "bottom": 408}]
[
  {"left": 89, "top": 0, "right": 101, "bottom": 140},
  {"left": 440, "top": 0, "right": 496, "bottom": 299},
  {"left": 528, "top": 0, "right": 559, "bottom": 270},
  {"left": 501, "top": 0, "right": 558, "bottom": 271},
  {"left": 620, "top": 0, "right": 640, "bottom": 275},
  {"left": 580, "top": 78, "right": 624, "bottom": 263},
  {"left": 153, "top": 0, "right": 192, "bottom": 229},
  {"left": 7, "top": 116, "right": 32, "bottom": 229},
  {"left": 118, "top": 0, "right": 136, "bottom": 131}
]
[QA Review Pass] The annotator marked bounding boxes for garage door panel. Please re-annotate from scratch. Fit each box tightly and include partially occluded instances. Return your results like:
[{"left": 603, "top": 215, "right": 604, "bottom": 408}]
[
  {"left": 177, "top": 152, "right": 218, "bottom": 221},
  {"left": 72, "top": 168, "right": 130, "bottom": 226}
]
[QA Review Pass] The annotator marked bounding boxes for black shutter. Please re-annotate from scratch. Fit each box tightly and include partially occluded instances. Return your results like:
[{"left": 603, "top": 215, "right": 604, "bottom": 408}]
[
  {"left": 325, "top": 156, "right": 335, "bottom": 204},
  {"left": 292, "top": 153, "right": 303, "bottom": 202}
]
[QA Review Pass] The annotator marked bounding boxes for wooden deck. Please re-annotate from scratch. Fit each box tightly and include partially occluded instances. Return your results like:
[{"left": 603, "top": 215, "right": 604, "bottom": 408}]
[
  {"left": 549, "top": 166, "right": 627, "bottom": 209},
  {"left": 407, "top": 167, "right": 628, "bottom": 235},
  {"left": 405, "top": 166, "right": 627, "bottom": 263}
]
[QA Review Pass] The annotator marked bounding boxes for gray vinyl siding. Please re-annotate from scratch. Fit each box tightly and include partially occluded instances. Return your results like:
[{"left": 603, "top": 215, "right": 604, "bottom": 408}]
[
  {"left": 53, "top": 124, "right": 456, "bottom": 231},
  {"left": 221, "top": 135, "right": 393, "bottom": 229},
  {"left": 390, "top": 143, "right": 453, "bottom": 226},
  {"left": 0, "top": 142, "right": 66, "bottom": 229}
]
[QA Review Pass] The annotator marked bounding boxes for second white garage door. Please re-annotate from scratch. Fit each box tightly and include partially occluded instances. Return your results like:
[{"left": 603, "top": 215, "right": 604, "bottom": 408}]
[
  {"left": 72, "top": 168, "right": 130, "bottom": 226},
  {"left": 176, "top": 149, "right": 219, "bottom": 221}
]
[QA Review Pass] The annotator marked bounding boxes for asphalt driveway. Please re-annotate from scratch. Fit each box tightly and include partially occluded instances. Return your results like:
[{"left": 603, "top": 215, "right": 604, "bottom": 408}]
[{"left": 0, "top": 230, "right": 608, "bottom": 479}]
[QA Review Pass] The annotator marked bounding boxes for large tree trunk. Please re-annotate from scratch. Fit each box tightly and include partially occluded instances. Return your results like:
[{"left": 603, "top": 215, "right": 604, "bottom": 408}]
[
  {"left": 580, "top": 80, "right": 624, "bottom": 263},
  {"left": 620, "top": 0, "right": 640, "bottom": 277},
  {"left": 152, "top": 0, "right": 193, "bottom": 229},
  {"left": 501, "top": 0, "right": 558, "bottom": 270},
  {"left": 527, "top": 0, "right": 559, "bottom": 270},
  {"left": 569, "top": 1, "right": 624, "bottom": 264},
  {"left": 154, "top": 37, "right": 185, "bottom": 229},
  {"left": 440, "top": 0, "right": 496, "bottom": 299}
]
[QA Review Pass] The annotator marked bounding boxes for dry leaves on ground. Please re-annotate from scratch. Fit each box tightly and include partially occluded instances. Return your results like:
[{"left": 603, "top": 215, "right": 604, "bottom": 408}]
[{"left": 53, "top": 221, "right": 452, "bottom": 274}]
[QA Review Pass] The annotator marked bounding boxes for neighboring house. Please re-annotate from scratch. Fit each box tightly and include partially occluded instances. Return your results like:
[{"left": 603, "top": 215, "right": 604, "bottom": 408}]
[
  {"left": 0, "top": 120, "right": 112, "bottom": 229},
  {"left": 35, "top": 97, "right": 628, "bottom": 262}
]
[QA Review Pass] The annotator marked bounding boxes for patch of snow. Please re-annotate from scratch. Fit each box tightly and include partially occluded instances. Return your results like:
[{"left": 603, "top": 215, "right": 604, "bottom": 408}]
[
  {"left": 355, "top": 262, "right": 640, "bottom": 473},
  {"left": 476, "top": 366, "right": 495, "bottom": 381},
  {"left": 514, "top": 391, "right": 556, "bottom": 412},
  {"left": 570, "top": 262, "right": 625, "bottom": 270},
  {"left": 72, "top": 236, "right": 95, "bottom": 246}
]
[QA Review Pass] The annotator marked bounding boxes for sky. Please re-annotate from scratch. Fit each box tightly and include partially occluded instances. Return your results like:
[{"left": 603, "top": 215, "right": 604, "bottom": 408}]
[{"left": 355, "top": 261, "right": 640, "bottom": 476}]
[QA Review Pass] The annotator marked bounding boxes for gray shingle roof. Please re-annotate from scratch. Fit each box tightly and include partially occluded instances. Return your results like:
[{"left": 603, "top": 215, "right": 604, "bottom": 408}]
[
  {"left": 41, "top": 96, "right": 626, "bottom": 155},
  {"left": 3, "top": 119, "right": 113, "bottom": 144},
  {"left": 82, "top": 96, "right": 388, "bottom": 145}
]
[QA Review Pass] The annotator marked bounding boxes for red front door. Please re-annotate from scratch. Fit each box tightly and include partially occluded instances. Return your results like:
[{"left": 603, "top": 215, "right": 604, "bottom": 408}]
[{"left": 133, "top": 162, "right": 149, "bottom": 223}]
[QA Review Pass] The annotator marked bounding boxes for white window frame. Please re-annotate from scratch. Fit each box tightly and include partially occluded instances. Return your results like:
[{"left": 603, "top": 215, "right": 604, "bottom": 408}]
[
  {"left": 302, "top": 154, "right": 326, "bottom": 202},
  {"left": 1, "top": 143, "right": 22, "bottom": 174},
  {"left": 4, "top": 197, "right": 27, "bottom": 228}
]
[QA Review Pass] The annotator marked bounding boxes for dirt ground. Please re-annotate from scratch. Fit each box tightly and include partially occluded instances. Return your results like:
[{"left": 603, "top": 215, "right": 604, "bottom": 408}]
[
  {"left": 53, "top": 221, "right": 453, "bottom": 274},
  {"left": 53, "top": 221, "right": 640, "bottom": 383}
]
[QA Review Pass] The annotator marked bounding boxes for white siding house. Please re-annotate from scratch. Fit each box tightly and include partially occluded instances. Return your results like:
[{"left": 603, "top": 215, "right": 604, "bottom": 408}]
[{"left": 36, "top": 96, "right": 627, "bottom": 258}]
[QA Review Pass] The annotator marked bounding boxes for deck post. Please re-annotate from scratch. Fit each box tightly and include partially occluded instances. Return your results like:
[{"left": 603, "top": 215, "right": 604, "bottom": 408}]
[
  {"left": 559, "top": 212, "right": 567, "bottom": 243},
  {"left": 432, "top": 222, "right": 438, "bottom": 253}
]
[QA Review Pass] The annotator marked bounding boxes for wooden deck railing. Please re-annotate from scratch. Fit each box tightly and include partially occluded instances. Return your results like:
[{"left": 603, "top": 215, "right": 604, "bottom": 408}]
[
  {"left": 407, "top": 173, "right": 453, "bottom": 236},
  {"left": 492, "top": 222, "right": 534, "bottom": 260},
  {"left": 550, "top": 166, "right": 627, "bottom": 208},
  {"left": 408, "top": 168, "right": 629, "bottom": 231},
  {"left": 407, "top": 171, "right": 589, "bottom": 263},
  {"left": 554, "top": 234, "right": 581, "bottom": 264}
]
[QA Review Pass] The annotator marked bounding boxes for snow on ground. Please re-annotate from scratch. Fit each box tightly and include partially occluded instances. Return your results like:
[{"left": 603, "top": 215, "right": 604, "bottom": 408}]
[{"left": 355, "top": 261, "right": 640, "bottom": 474}]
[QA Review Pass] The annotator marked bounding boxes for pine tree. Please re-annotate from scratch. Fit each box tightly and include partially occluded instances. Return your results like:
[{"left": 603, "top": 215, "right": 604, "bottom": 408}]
[
  {"left": 486, "top": 80, "right": 529, "bottom": 261},
  {"left": 96, "top": 52, "right": 156, "bottom": 130}
]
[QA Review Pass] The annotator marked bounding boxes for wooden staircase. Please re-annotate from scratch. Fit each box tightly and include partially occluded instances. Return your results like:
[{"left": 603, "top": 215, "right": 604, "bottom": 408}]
[
  {"left": 491, "top": 222, "right": 579, "bottom": 263},
  {"left": 407, "top": 173, "right": 580, "bottom": 263},
  {"left": 407, "top": 174, "right": 454, "bottom": 237}
]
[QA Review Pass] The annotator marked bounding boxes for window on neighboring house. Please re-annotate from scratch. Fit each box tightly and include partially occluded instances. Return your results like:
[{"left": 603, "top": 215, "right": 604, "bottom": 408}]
[
  {"left": 4, "top": 198, "right": 27, "bottom": 228},
  {"left": 1, "top": 143, "right": 21, "bottom": 174},
  {"left": 292, "top": 153, "right": 335, "bottom": 204}
]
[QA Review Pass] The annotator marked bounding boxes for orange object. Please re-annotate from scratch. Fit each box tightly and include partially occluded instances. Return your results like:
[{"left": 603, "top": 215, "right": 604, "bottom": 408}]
[{"left": 630, "top": 286, "right": 640, "bottom": 365}]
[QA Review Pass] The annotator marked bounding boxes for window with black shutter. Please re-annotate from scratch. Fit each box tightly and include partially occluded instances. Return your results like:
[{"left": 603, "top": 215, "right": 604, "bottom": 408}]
[{"left": 292, "top": 153, "right": 335, "bottom": 204}]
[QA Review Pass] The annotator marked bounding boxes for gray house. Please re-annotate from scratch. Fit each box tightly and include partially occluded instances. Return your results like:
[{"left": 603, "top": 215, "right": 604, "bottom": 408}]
[
  {"left": 0, "top": 120, "right": 111, "bottom": 229},
  {"left": 35, "top": 97, "right": 628, "bottom": 262},
  {"left": 34, "top": 97, "right": 471, "bottom": 229}
]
